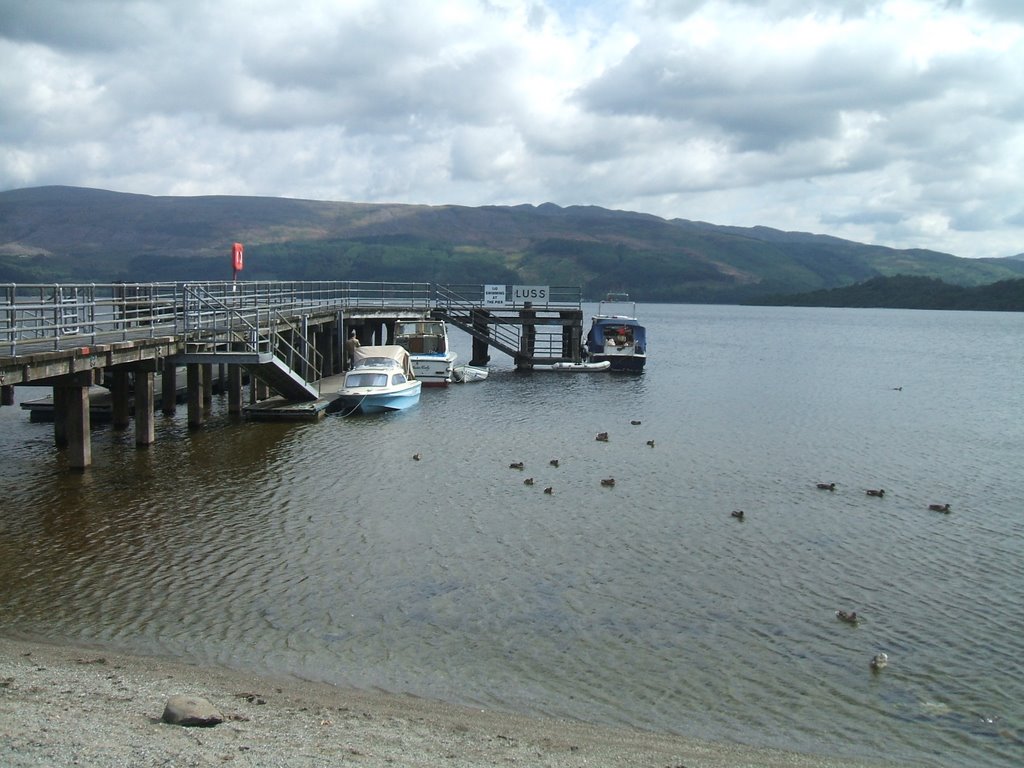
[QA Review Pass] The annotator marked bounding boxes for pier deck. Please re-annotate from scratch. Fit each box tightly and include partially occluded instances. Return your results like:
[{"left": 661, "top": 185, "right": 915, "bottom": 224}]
[{"left": 2, "top": 280, "right": 584, "bottom": 467}]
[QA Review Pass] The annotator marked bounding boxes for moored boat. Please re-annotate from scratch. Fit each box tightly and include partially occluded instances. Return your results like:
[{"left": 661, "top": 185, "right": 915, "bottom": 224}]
[
  {"left": 395, "top": 319, "right": 457, "bottom": 386},
  {"left": 334, "top": 346, "right": 421, "bottom": 414},
  {"left": 585, "top": 293, "right": 647, "bottom": 372},
  {"left": 532, "top": 360, "right": 611, "bottom": 372},
  {"left": 451, "top": 364, "right": 489, "bottom": 383}
]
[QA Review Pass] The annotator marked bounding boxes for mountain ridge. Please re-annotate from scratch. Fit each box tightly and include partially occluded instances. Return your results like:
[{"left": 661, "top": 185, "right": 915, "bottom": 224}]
[{"left": 3, "top": 185, "right": 1023, "bottom": 302}]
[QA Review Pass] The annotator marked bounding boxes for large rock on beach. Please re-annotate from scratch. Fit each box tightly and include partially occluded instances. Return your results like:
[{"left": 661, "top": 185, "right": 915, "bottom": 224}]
[{"left": 161, "top": 694, "right": 224, "bottom": 727}]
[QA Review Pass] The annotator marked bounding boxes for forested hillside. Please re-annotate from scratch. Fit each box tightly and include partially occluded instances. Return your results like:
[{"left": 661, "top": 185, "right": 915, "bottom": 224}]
[{"left": 3, "top": 186, "right": 1023, "bottom": 304}]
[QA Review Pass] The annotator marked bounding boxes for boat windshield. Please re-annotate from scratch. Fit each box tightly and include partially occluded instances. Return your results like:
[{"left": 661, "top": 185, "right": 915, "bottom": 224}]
[{"left": 346, "top": 372, "right": 389, "bottom": 387}]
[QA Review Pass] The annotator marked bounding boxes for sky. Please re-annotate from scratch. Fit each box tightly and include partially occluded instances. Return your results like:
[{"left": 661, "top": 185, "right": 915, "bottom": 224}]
[{"left": 1, "top": 0, "right": 1022, "bottom": 259}]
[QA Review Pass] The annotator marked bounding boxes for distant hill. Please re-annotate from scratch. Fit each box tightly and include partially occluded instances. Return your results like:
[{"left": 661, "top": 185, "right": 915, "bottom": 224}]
[
  {"left": 3, "top": 185, "right": 1023, "bottom": 303},
  {"left": 756, "top": 275, "right": 1024, "bottom": 311}
]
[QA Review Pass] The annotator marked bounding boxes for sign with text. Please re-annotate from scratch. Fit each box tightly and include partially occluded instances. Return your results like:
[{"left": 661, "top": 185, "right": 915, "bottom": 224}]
[
  {"left": 484, "top": 284, "right": 507, "bottom": 306},
  {"left": 512, "top": 285, "right": 549, "bottom": 304}
]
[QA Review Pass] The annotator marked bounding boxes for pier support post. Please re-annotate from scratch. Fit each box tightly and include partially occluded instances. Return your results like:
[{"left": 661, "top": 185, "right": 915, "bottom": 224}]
[
  {"left": 517, "top": 304, "right": 536, "bottom": 370},
  {"left": 561, "top": 310, "right": 583, "bottom": 362},
  {"left": 162, "top": 359, "right": 177, "bottom": 415},
  {"left": 319, "top": 327, "right": 333, "bottom": 378},
  {"left": 202, "top": 363, "right": 213, "bottom": 412},
  {"left": 187, "top": 363, "right": 205, "bottom": 429},
  {"left": 110, "top": 369, "right": 131, "bottom": 430},
  {"left": 470, "top": 308, "right": 491, "bottom": 366},
  {"left": 52, "top": 386, "right": 69, "bottom": 448},
  {"left": 1, "top": 385, "right": 14, "bottom": 406},
  {"left": 134, "top": 370, "right": 155, "bottom": 446},
  {"left": 228, "top": 365, "right": 243, "bottom": 414},
  {"left": 64, "top": 384, "right": 91, "bottom": 469}
]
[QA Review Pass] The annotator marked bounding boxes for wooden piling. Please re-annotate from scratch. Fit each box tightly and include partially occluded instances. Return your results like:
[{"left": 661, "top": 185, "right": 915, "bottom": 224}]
[{"left": 134, "top": 371, "right": 155, "bottom": 446}]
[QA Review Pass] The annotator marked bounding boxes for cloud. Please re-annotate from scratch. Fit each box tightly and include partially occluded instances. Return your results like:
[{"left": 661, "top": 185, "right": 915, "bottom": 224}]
[{"left": 1, "top": 0, "right": 1022, "bottom": 258}]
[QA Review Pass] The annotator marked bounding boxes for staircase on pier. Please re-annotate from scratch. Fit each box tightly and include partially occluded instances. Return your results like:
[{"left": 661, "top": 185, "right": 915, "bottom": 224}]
[{"left": 179, "top": 284, "right": 320, "bottom": 401}]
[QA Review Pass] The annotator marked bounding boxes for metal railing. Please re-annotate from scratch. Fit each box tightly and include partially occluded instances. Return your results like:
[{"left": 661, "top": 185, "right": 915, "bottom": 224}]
[
  {"left": 435, "top": 284, "right": 582, "bottom": 360},
  {"left": 181, "top": 283, "right": 324, "bottom": 393},
  {"left": 1, "top": 281, "right": 432, "bottom": 356}
]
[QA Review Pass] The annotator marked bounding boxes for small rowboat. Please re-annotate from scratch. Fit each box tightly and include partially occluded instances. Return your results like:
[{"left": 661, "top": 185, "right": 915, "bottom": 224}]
[{"left": 533, "top": 360, "right": 611, "bottom": 372}]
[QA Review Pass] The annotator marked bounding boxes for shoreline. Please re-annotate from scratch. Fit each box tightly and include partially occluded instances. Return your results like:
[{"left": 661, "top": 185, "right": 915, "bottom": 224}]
[{"left": 0, "top": 633, "right": 903, "bottom": 767}]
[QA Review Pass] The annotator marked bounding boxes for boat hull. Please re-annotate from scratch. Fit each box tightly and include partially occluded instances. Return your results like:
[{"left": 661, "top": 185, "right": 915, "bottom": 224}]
[
  {"left": 335, "top": 382, "right": 421, "bottom": 414},
  {"left": 533, "top": 361, "right": 611, "bottom": 372},
  {"left": 589, "top": 354, "right": 646, "bottom": 372},
  {"left": 410, "top": 352, "right": 457, "bottom": 386},
  {"left": 451, "top": 364, "right": 488, "bottom": 383}
]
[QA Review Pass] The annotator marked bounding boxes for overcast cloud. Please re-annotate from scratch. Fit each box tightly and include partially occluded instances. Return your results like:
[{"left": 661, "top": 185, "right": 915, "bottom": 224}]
[{"left": 1, "top": 0, "right": 1022, "bottom": 258}]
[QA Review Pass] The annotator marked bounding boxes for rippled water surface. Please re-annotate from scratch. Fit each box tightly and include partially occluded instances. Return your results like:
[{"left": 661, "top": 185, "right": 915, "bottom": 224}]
[{"left": 2, "top": 305, "right": 1023, "bottom": 767}]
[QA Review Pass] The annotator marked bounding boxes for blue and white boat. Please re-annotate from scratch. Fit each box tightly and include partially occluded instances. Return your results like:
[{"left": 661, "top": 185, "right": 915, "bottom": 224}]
[
  {"left": 584, "top": 294, "right": 647, "bottom": 372},
  {"left": 334, "top": 346, "right": 421, "bottom": 414}
]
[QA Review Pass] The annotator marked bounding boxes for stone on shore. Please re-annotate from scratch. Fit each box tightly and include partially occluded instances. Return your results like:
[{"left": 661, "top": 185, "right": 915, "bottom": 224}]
[{"left": 161, "top": 694, "right": 224, "bottom": 727}]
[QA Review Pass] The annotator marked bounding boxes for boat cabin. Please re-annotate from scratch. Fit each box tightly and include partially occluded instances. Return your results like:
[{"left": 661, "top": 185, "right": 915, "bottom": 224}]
[{"left": 395, "top": 321, "right": 448, "bottom": 354}]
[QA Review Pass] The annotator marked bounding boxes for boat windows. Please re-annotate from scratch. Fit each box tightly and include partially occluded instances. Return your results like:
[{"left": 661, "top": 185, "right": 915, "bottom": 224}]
[
  {"left": 391, "top": 374, "right": 407, "bottom": 385},
  {"left": 346, "top": 373, "right": 389, "bottom": 387}
]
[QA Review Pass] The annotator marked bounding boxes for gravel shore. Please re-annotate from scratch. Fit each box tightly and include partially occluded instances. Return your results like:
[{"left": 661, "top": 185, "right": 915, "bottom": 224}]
[{"left": 1, "top": 634, "right": 901, "bottom": 767}]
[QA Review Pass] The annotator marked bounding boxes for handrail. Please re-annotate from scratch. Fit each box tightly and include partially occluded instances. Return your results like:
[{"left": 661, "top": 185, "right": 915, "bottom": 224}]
[
  {"left": 0, "top": 280, "right": 432, "bottom": 356},
  {"left": 1, "top": 280, "right": 580, "bottom": 360},
  {"left": 182, "top": 283, "right": 324, "bottom": 394}
]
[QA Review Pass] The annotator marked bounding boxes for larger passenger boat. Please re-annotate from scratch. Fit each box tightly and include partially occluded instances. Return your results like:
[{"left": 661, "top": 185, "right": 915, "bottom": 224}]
[
  {"left": 584, "top": 294, "right": 647, "bottom": 372},
  {"left": 394, "top": 319, "right": 458, "bottom": 386}
]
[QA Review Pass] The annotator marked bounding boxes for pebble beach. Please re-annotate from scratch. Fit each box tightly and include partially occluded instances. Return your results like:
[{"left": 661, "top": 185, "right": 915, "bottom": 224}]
[{"left": 0, "top": 634, "right": 905, "bottom": 768}]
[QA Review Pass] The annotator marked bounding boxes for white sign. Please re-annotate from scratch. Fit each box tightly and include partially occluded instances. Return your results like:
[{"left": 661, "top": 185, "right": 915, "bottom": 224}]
[
  {"left": 484, "top": 284, "right": 507, "bottom": 306},
  {"left": 512, "top": 285, "right": 549, "bottom": 304}
]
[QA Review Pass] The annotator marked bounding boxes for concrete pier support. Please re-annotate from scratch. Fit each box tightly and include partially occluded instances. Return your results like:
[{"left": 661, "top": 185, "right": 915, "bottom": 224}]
[
  {"left": 517, "top": 305, "right": 537, "bottom": 370},
  {"left": 64, "top": 385, "right": 91, "bottom": 469},
  {"left": 1, "top": 385, "right": 14, "bottom": 406},
  {"left": 202, "top": 363, "right": 213, "bottom": 410},
  {"left": 110, "top": 370, "right": 131, "bottom": 430},
  {"left": 134, "top": 371, "right": 156, "bottom": 445},
  {"left": 162, "top": 359, "right": 177, "bottom": 415},
  {"left": 562, "top": 311, "right": 583, "bottom": 361},
  {"left": 52, "top": 386, "right": 69, "bottom": 448},
  {"left": 228, "top": 365, "right": 243, "bottom": 414},
  {"left": 470, "top": 308, "right": 491, "bottom": 366},
  {"left": 187, "top": 364, "right": 205, "bottom": 429}
]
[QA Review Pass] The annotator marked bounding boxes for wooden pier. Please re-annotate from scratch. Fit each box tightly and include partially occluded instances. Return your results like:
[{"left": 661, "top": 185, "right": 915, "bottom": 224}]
[{"left": 1, "top": 281, "right": 583, "bottom": 469}]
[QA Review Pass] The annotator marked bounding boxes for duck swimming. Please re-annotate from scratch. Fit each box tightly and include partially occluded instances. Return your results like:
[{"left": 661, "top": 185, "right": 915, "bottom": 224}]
[
  {"left": 928, "top": 503, "right": 951, "bottom": 512},
  {"left": 524, "top": 478, "right": 534, "bottom": 486},
  {"left": 543, "top": 486, "right": 553, "bottom": 494},
  {"left": 646, "top": 439, "right": 655, "bottom": 447},
  {"left": 816, "top": 482, "right": 836, "bottom": 491},
  {"left": 836, "top": 610, "right": 859, "bottom": 624},
  {"left": 550, "top": 459, "right": 560, "bottom": 467},
  {"left": 866, "top": 489, "right": 885, "bottom": 497},
  {"left": 731, "top": 510, "right": 745, "bottom": 520},
  {"left": 509, "top": 461, "right": 524, "bottom": 470},
  {"left": 600, "top": 478, "right": 615, "bottom": 487},
  {"left": 870, "top": 653, "right": 888, "bottom": 671},
  {"left": 412, "top": 453, "right": 422, "bottom": 461},
  {"left": 595, "top": 432, "right": 609, "bottom": 442}
]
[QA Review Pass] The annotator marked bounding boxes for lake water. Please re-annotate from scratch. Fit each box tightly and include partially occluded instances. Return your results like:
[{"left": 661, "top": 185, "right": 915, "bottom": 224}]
[{"left": 2, "top": 304, "right": 1022, "bottom": 767}]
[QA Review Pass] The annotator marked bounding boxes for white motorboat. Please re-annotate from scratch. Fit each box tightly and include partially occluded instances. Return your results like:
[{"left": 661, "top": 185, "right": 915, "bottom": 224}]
[
  {"left": 395, "top": 319, "right": 457, "bottom": 386},
  {"left": 451, "top": 364, "right": 489, "bottom": 383},
  {"left": 334, "top": 346, "right": 421, "bottom": 414}
]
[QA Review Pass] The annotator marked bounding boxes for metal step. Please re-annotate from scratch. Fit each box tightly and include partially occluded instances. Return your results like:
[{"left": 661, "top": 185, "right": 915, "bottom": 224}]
[{"left": 246, "top": 357, "right": 319, "bottom": 401}]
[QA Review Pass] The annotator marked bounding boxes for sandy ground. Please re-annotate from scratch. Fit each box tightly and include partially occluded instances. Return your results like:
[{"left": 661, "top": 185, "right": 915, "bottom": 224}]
[{"left": 0, "top": 634, "right": 904, "bottom": 768}]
